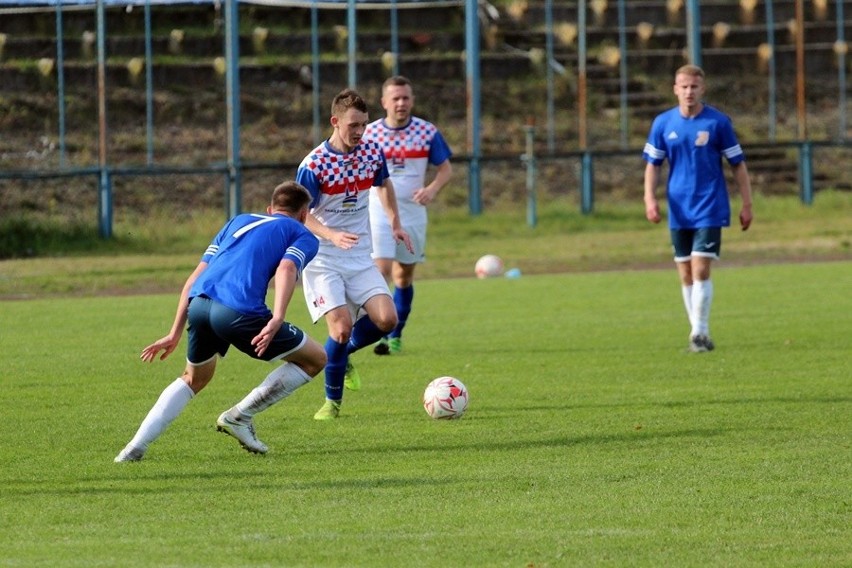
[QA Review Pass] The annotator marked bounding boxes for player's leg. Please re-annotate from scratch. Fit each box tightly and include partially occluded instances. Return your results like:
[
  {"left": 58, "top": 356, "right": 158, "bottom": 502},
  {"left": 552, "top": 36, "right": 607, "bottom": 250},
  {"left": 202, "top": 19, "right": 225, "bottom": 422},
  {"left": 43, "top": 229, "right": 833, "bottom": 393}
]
[
  {"left": 347, "top": 266, "right": 396, "bottom": 353},
  {"left": 216, "top": 306, "right": 327, "bottom": 451},
  {"left": 115, "top": 297, "right": 222, "bottom": 462},
  {"left": 388, "top": 261, "right": 416, "bottom": 353},
  {"left": 302, "top": 264, "right": 352, "bottom": 417},
  {"left": 114, "top": 359, "right": 216, "bottom": 462},
  {"left": 372, "top": 257, "right": 395, "bottom": 355},
  {"left": 228, "top": 335, "right": 326, "bottom": 420},
  {"left": 375, "top": 223, "right": 423, "bottom": 356},
  {"left": 314, "top": 305, "right": 354, "bottom": 419},
  {"left": 672, "top": 229, "right": 696, "bottom": 333},
  {"left": 688, "top": 228, "right": 721, "bottom": 352}
]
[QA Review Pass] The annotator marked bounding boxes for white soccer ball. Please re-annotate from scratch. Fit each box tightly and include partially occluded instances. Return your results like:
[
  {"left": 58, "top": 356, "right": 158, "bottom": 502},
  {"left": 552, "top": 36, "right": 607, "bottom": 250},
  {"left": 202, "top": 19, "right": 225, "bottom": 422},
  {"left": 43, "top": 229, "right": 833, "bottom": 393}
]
[
  {"left": 423, "top": 376, "right": 469, "bottom": 420},
  {"left": 475, "top": 254, "right": 504, "bottom": 278}
]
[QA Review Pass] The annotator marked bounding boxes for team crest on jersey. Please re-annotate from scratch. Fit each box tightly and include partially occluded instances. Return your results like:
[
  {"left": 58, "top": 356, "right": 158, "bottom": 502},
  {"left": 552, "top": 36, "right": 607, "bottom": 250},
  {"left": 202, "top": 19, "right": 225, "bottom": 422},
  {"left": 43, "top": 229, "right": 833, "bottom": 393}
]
[
  {"left": 342, "top": 185, "right": 359, "bottom": 208},
  {"left": 695, "top": 131, "right": 710, "bottom": 146}
]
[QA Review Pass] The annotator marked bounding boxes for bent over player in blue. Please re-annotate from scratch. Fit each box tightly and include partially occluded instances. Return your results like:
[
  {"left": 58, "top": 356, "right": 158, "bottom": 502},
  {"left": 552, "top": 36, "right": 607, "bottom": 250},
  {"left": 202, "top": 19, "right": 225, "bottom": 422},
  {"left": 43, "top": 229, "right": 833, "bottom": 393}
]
[
  {"left": 115, "top": 181, "right": 326, "bottom": 462},
  {"left": 643, "top": 64, "right": 754, "bottom": 353}
]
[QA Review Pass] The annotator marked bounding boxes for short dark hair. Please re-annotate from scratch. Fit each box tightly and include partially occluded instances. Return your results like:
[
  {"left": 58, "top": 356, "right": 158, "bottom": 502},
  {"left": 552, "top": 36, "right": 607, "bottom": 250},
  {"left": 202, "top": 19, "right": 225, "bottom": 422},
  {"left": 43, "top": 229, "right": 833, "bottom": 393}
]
[
  {"left": 271, "top": 181, "right": 312, "bottom": 213},
  {"left": 331, "top": 88, "right": 368, "bottom": 117},
  {"left": 382, "top": 75, "right": 412, "bottom": 91}
]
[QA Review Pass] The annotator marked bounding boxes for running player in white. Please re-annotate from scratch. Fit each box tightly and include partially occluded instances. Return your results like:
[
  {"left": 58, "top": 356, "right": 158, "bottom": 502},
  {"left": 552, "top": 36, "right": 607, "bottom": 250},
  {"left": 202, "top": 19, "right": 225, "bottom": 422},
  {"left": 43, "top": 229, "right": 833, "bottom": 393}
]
[
  {"left": 363, "top": 75, "right": 453, "bottom": 356},
  {"left": 643, "top": 64, "right": 753, "bottom": 352},
  {"left": 296, "top": 88, "right": 412, "bottom": 420},
  {"left": 115, "top": 181, "right": 326, "bottom": 462}
]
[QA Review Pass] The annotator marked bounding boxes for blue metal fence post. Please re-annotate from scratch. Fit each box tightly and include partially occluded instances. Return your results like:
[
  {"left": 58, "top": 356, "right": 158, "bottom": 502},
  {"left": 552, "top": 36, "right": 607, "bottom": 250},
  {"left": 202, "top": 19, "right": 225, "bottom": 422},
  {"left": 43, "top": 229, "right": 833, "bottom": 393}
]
[
  {"left": 685, "top": 0, "right": 702, "bottom": 67},
  {"left": 580, "top": 151, "right": 594, "bottom": 214},
  {"left": 523, "top": 121, "right": 537, "bottom": 227},
  {"left": 798, "top": 141, "right": 814, "bottom": 205},
  {"left": 96, "top": 0, "right": 111, "bottom": 237},
  {"left": 144, "top": 0, "right": 154, "bottom": 164},
  {"left": 765, "top": 0, "right": 777, "bottom": 142},
  {"left": 617, "top": 0, "right": 628, "bottom": 149},
  {"left": 98, "top": 169, "right": 113, "bottom": 238},
  {"left": 311, "top": 0, "right": 321, "bottom": 146},
  {"left": 54, "top": 2, "right": 67, "bottom": 168},
  {"left": 465, "top": 0, "right": 482, "bottom": 215},
  {"left": 390, "top": 0, "right": 400, "bottom": 76},
  {"left": 347, "top": 0, "right": 357, "bottom": 88},
  {"left": 225, "top": 0, "right": 242, "bottom": 218},
  {"left": 544, "top": 0, "right": 555, "bottom": 153},
  {"left": 836, "top": 0, "right": 847, "bottom": 140}
]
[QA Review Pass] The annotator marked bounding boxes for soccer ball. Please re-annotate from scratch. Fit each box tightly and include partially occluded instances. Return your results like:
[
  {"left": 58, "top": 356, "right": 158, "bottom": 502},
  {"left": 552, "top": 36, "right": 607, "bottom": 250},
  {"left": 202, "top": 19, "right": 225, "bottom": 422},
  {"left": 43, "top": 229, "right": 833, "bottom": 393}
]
[
  {"left": 475, "top": 254, "right": 504, "bottom": 278},
  {"left": 423, "top": 376, "right": 469, "bottom": 419}
]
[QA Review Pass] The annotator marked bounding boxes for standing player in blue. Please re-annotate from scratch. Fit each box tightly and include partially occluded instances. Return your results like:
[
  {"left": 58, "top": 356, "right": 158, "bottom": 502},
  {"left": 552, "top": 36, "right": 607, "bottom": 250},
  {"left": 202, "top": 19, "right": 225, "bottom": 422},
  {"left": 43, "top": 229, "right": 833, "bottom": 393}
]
[
  {"left": 296, "top": 88, "right": 412, "bottom": 420},
  {"left": 114, "top": 181, "right": 326, "bottom": 462},
  {"left": 643, "top": 64, "right": 754, "bottom": 353},
  {"left": 363, "top": 75, "right": 453, "bottom": 356}
]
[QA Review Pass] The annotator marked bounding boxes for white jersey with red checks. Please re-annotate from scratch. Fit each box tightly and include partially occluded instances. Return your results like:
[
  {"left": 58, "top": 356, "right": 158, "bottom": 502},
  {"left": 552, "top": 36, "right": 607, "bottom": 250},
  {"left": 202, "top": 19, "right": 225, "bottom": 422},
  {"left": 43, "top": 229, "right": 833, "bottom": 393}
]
[
  {"left": 363, "top": 116, "right": 452, "bottom": 226},
  {"left": 296, "top": 139, "right": 390, "bottom": 258}
]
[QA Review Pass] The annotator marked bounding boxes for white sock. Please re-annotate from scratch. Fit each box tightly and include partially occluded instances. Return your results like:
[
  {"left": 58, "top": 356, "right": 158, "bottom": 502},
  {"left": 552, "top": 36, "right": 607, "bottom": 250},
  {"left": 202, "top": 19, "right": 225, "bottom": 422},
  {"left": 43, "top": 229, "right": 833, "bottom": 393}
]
[
  {"left": 125, "top": 378, "right": 194, "bottom": 452},
  {"left": 233, "top": 363, "right": 312, "bottom": 418},
  {"left": 691, "top": 279, "right": 714, "bottom": 337},
  {"left": 681, "top": 284, "right": 694, "bottom": 328}
]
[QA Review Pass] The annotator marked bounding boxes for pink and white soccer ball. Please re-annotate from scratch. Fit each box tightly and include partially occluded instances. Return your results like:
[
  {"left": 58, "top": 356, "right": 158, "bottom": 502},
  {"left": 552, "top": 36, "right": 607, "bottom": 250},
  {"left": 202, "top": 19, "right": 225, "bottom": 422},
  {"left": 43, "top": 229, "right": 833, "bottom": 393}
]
[
  {"left": 475, "top": 254, "right": 504, "bottom": 278},
  {"left": 423, "top": 376, "right": 469, "bottom": 419}
]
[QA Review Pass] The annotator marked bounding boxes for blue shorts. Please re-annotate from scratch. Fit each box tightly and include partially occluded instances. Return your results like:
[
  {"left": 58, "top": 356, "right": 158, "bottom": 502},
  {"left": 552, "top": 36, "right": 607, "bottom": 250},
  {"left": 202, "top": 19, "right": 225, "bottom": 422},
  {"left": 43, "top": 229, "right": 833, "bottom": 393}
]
[
  {"left": 186, "top": 296, "right": 307, "bottom": 365},
  {"left": 670, "top": 227, "right": 722, "bottom": 262}
]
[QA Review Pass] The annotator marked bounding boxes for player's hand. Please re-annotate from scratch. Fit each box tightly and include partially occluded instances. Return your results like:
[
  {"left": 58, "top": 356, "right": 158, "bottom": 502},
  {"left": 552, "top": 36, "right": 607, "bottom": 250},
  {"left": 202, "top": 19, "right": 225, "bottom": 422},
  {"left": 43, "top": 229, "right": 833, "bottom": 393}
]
[
  {"left": 251, "top": 317, "right": 283, "bottom": 357},
  {"left": 412, "top": 186, "right": 437, "bottom": 206},
  {"left": 645, "top": 201, "right": 661, "bottom": 224},
  {"left": 140, "top": 335, "right": 180, "bottom": 362},
  {"left": 394, "top": 228, "right": 414, "bottom": 254},
  {"left": 739, "top": 206, "right": 753, "bottom": 231},
  {"left": 331, "top": 230, "right": 359, "bottom": 250}
]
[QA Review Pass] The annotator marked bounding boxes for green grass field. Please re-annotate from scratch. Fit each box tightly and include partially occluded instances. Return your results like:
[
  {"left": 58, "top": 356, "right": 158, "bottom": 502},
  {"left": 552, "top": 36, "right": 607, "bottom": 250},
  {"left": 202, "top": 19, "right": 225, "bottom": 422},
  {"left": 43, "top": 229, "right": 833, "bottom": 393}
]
[{"left": 1, "top": 261, "right": 849, "bottom": 566}]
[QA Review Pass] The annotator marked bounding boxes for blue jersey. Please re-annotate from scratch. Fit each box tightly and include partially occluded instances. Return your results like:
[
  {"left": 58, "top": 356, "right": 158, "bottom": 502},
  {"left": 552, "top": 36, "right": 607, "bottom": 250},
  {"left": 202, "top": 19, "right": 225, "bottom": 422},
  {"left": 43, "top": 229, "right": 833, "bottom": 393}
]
[
  {"left": 643, "top": 104, "right": 745, "bottom": 229},
  {"left": 190, "top": 213, "right": 319, "bottom": 317}
]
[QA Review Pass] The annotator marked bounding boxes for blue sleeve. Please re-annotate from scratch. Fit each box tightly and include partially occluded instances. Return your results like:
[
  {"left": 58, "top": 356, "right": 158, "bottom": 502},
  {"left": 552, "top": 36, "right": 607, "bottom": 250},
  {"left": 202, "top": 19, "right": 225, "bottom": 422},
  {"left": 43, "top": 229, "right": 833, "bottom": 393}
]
[
  {"left": 373, "top": 152, "right": 390, "bottom": 187},
  {"left": 200, "top": 219, "right": 232, "bottom": 262},
  {"left": 717, "top": 115, "right": 745, "bottom": 165},
  {"left": 283, "top": 230, "right": 319, "bottom": 271},
  {"left": 295, "top": 165, "right": 322, "bottom": 208},
  {"left": 428, "top": 131, "right": 452, "bottom": 166},
  {"left": 643, "top": 115, "right": 667, "bottom": 165}
]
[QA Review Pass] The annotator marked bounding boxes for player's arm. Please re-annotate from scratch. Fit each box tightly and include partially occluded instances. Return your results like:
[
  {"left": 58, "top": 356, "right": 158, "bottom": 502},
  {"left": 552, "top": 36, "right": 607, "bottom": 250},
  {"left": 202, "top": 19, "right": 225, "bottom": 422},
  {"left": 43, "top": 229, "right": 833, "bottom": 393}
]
[
  {"left": 413, "top": 159, "right": 452, "bottom": 206},
  {"left": 305, "top": 213, "right": 359, "bottom": 250},
  {"left": 141, "top": 261, "right": 207, "bottom": 362},
  {"left": 251, "top": 258, "right": 299, "bottom": 357},
  {"left": 731, "top": 161, "right": 753, "bottom": 231},
  {"left": 643, "top": 162, "right": 662, "bottom": 224}
]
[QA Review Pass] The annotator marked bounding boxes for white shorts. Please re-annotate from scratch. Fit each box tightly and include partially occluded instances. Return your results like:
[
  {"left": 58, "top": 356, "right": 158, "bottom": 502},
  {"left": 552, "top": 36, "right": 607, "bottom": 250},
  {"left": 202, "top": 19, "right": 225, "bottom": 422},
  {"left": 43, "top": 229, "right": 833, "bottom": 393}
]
[
  {"left": 302, "top": 254, "right": 391, "bottom": 323},
  {"left": 370, "top": 220, "right": 426, "bottom": 264}
]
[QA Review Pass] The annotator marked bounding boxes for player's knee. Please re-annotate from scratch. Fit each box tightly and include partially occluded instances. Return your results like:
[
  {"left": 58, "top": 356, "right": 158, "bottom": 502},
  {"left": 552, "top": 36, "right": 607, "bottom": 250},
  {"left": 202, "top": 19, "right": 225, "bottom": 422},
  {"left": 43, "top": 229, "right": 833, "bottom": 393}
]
[
  {"left": 329, "top": 327, "right": 351, "bottom": 344},
  {"left": 303, "top": 358, "right": 326, "bottom": 377},
  {"left": 182, "top": 367, "right": 215, "bottom": 394},
  {"left": 375, "top": 314, "right": 398, "bottom": 333}
]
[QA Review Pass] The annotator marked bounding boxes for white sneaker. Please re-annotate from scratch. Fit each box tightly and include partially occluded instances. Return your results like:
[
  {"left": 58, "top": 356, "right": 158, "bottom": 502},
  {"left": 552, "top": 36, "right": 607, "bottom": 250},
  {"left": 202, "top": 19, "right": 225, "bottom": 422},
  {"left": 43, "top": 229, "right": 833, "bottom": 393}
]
[
  {"left": 114, "top": 446, "right": 145, "bottom": 462},
  {"left": 216, "top": 411, "right": 268, "bottom": 455}
]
